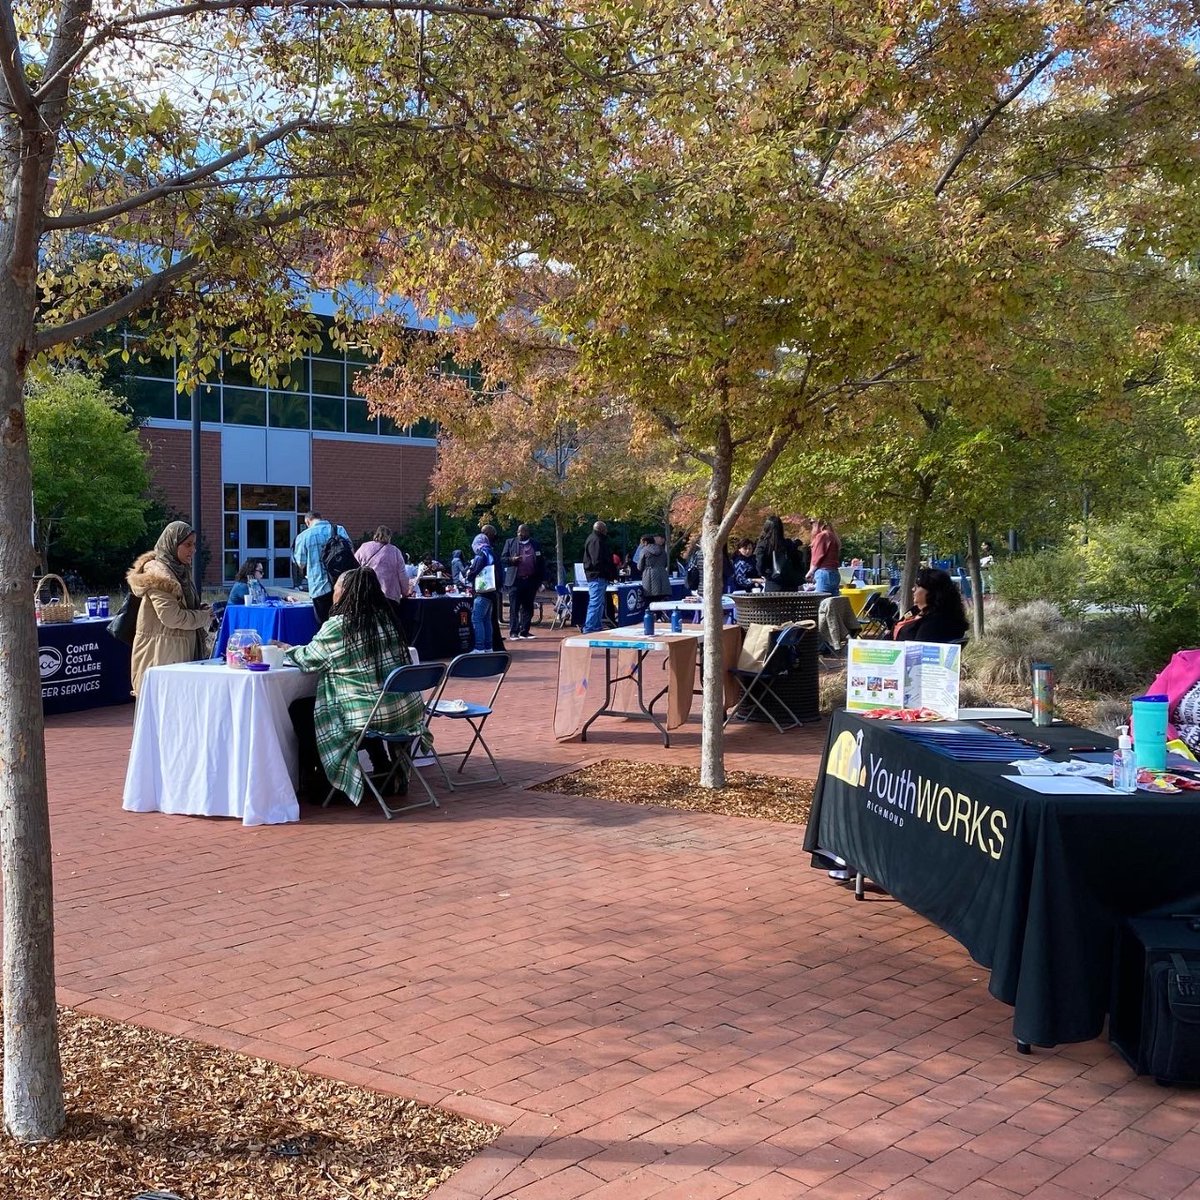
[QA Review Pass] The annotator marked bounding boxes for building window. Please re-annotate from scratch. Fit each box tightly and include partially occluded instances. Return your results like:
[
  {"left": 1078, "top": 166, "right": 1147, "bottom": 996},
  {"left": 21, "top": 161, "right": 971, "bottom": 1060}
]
[
  {"left": 311, "top": 394, "right": 345, "bottom": 432},
  {"left": 310, "top": 357, "right": 345, "bottom": 396},
  {"left": 269, "top": 389, "right": 310, "bottom": 429},
  {"left": 223, "top": 387, "right": 267, "bottom": 426},
  {"left": 346, "top": 398, "right": 377, "bottom": 436}
]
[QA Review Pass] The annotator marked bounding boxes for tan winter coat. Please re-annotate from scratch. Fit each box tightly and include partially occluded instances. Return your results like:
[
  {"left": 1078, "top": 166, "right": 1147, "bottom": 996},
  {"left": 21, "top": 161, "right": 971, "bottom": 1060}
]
[{"left": 126, "top": 552, "right": 212, "bottom": 695}]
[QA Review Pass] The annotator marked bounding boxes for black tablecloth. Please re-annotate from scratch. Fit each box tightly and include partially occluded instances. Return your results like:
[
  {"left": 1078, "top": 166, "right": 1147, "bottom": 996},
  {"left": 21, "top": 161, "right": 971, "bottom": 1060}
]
[
  {"left": 804, "top": 711, "right": 1200, "bottom": 1046},
  {"left": 39, "top": 616, "right": 133, "bottom": 716},
  {"left": 401, "top": 596, "right": 474, "bottom": 661}
]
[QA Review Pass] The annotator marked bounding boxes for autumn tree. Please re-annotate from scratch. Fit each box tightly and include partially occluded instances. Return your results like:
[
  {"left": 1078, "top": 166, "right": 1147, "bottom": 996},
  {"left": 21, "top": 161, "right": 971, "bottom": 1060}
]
[
  {"left": 349, "top": 1, "right": 1200, "bottom": 786},
  {"left": 422, "top": 386, "right": 682, "bottom": 585},
  {"left": 0, "top": 0, "right": 675, "bottom": 1140}
]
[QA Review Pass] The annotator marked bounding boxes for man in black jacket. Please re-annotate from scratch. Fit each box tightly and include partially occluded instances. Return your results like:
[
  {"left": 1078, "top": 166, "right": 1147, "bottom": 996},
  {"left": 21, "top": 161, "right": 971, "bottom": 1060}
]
[
  {"left": 501, "top": 524, "right": 546, "bottom": 640},
  {"left": 582, "top": 520, "right": 616, "bottom": 633}
]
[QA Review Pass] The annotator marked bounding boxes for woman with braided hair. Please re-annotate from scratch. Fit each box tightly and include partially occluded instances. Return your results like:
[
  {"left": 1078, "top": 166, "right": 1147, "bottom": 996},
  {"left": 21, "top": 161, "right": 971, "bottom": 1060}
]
[{"left": 282, "top": 567, "right": 424, "bottom": 805}]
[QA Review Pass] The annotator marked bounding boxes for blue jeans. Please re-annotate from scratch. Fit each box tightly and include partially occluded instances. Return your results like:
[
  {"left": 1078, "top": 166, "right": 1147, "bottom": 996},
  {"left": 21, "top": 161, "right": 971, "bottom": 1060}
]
[
  {"left": 472, "top": 594, "right": 493, "bottom": 651},
  {"left": 583, "top": 578, "right": 607, "bottom": 632},
  {"left": 814, "top": 567, "right": 841, "bottom": 596}
]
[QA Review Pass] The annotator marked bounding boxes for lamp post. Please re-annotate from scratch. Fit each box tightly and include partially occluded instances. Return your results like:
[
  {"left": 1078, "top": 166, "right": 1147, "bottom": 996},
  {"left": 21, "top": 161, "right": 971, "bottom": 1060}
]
[{"left": 190, "top": 385, "right": 202, "bottom": 587}]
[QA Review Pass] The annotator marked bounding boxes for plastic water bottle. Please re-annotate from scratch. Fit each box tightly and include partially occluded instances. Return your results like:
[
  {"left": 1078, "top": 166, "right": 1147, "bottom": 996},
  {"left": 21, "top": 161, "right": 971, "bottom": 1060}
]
[
  {"left": 1113, "top": 725, "right": 1137, "bottom": 793},
  {"left": 249, "top": 578, "right": 266, "bottom": 605},
  {"left": 34, "top": 594, "right": 42, "bottom": 625}
]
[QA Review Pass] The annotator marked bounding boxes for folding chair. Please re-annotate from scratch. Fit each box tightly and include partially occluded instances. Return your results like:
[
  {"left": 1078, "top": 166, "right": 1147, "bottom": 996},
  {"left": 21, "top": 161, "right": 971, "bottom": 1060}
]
[
  {"left": 856, "top": 591, "right": 900, "bottom": 640},
  {"left": 328, "top": 661, "right": 449, "bottom": 818},
  {"left": 428, "top": 651, "right": 511, "bottom": 788},
  {"left": 724, "top": 621, "right": 815, "bottom": 733},
  {"left": 549, "top": 584, "right": 573, "bottom": 630}
]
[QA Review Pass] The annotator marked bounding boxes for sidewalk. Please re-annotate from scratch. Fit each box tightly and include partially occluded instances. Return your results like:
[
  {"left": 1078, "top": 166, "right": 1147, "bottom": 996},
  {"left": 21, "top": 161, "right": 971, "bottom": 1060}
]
[{"left": 43, "top": 630, "right": 1200, "bottom": 1199}]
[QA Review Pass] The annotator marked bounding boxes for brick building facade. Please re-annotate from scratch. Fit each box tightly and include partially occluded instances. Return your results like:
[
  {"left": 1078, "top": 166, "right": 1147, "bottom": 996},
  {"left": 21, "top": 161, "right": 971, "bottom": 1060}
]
[{"left": 121, "top": 313, "right": 439, "bottom": 587}]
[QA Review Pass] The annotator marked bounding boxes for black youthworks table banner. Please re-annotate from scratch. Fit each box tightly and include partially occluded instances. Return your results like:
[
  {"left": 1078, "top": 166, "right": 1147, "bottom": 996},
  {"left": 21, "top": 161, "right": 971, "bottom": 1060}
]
[
  {"left": 401, "top": 596, "right": 474, "bottom": 661},
  {"left": 39, "top": 616, "right": 133, "bottom": 716},
  {"left": 804, "top": 710, "right": 1200, "bottom": 1047}
]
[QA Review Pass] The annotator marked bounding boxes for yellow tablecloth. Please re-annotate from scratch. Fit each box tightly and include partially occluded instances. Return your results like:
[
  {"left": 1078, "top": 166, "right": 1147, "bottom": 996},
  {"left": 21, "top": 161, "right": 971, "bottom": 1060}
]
[{"left": 840, "top": 584, "right": 890, "bottom": 617}]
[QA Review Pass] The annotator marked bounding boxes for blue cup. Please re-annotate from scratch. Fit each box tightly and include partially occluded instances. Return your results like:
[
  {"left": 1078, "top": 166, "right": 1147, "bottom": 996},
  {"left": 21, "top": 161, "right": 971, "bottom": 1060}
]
[
  {"left": 98, "top": 596, "right": 109, "bottom": 618},
  {"left": 85, "top": 596, "right": 98, "bottom": 617},
  {"left": 1131, "top": 693, "right": 1169, "bottom": 771}
]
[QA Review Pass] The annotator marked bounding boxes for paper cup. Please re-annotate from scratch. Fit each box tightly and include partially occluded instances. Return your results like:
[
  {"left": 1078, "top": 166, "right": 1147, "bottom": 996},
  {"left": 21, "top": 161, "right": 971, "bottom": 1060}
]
[{"left": 1131, "top": 694, "right": 1169, "bottom": 771}]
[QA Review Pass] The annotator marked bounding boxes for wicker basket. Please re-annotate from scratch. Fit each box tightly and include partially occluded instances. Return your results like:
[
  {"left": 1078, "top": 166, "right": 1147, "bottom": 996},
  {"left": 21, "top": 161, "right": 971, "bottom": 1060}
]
[{"left": 36, "top": 573, "right": 76, "bottom": 624}]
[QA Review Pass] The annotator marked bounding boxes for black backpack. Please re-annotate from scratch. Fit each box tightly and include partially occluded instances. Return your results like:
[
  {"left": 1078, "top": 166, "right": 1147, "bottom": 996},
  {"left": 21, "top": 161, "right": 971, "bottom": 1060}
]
[{"left": 319, "top": 528, "right": 357, "bottom": 584}]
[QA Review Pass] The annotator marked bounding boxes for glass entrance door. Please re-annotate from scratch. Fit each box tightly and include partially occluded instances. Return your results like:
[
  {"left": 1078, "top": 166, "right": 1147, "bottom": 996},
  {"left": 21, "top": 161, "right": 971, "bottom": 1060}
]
[{"left": 240, "top": 513, "right": 297, "bottom": 587}]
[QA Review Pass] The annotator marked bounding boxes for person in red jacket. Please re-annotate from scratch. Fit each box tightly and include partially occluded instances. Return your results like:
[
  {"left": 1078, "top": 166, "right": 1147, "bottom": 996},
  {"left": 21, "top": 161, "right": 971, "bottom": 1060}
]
[{"left": 807, "top": 519, "right": 842, "bottom": 595}]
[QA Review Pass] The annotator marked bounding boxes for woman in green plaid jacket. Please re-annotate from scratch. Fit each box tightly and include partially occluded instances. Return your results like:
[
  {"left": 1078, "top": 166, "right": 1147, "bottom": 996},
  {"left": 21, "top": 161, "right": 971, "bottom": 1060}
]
[{"left": 285, "top": 568, "right": 425, "bottom": 805}]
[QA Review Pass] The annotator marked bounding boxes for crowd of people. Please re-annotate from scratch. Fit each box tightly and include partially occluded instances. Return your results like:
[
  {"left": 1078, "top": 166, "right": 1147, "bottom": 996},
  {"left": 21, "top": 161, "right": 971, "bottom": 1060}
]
[{"left": 123, "top": 508, "right": 975, "bottom": 807}]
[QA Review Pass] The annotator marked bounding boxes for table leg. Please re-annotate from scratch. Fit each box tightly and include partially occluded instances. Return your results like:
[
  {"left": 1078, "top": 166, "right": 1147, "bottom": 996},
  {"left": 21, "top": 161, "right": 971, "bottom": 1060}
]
[{"left": 580, "top": 648, "right": 671, "bottom": 746}]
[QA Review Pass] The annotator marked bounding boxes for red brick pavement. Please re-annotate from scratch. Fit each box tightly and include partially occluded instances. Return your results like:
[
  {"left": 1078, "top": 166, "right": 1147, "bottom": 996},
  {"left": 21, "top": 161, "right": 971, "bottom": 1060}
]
[{"left": 37, "top": 630, "right": 1200, "bottom": 1198}]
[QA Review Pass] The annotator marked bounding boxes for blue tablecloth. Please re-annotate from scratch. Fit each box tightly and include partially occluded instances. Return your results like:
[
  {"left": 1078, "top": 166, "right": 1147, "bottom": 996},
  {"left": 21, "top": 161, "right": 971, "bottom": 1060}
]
[
  {"left": 571, "top": 580, "right": 687, "bottom": 628},
  {"left": 214, "top": 603, "right": 318, "bottom": 659},
  {"left": 40, "top": 616, "right": 132, "bottom": 716}
]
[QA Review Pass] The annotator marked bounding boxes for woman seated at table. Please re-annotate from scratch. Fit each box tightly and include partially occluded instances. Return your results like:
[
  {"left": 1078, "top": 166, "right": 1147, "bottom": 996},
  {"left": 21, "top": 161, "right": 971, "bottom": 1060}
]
[
  {"left": 892, "top": 567, "right": 968, "bottom": 643},
  {"left": 283, "top": 567, "right": 425, "bottom": 805},
  {"left": 227, "top": 559, "right": 266, "bottom": 606},
  {"left": 126, "top": 520, "right": 213, "bottom": 696}
]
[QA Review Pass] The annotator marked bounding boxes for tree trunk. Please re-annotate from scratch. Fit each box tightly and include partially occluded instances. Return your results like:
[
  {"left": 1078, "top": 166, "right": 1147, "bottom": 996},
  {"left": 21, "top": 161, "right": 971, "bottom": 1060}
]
[
  {"left": 965, "top": 519, "right": 985, "bottom": 640},
  {"left": 553, "top": 515, "right": 565, "bottom": 587},
  {"left": 0, "top": 280, "right": 65, "bottom": 1141},
  {"left": 698, "top": 432, "right": 733, "bottom": 790},
  {"left": 900, "top": 518, "right": 922, "bottom": 612}
]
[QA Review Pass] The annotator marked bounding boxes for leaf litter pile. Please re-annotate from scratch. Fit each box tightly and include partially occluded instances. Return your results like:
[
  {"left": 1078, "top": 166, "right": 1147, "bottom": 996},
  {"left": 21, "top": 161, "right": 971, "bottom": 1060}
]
[
  {"left": 1, "top": 1007, "right": 497, "bottom": 1200},
  {"left": 533, "top": 758, "right": 815, "bottom": 823}
]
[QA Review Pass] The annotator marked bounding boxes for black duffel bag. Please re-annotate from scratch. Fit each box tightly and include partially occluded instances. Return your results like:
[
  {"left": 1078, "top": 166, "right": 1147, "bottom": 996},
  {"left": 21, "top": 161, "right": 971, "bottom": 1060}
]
[{"left": 1143, "top": 952, "right": 1200, "bottom": 1085}]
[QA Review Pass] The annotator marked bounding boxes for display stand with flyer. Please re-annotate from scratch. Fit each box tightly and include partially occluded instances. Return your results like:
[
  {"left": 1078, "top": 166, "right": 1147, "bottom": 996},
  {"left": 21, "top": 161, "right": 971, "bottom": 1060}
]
[{"left": 846, "top": 639, "right": 961, "bottom": 719}]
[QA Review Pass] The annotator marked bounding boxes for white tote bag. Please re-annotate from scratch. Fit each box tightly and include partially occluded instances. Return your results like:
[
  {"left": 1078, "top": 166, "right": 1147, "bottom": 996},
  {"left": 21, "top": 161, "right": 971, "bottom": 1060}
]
[{"left": 475, "top": 563, "right": 497, "bottom": 593}]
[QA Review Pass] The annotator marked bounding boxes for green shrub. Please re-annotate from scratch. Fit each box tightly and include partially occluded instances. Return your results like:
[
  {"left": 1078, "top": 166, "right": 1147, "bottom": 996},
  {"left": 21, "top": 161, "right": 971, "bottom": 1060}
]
[{"left": 991, "top": 547, "right": 1086, "bottom": 615}]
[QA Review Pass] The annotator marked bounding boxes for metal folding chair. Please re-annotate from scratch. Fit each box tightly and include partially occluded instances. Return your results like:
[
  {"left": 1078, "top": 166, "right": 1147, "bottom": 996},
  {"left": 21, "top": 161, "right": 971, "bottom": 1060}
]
[
  {"left": 724, "top": 621, "right": 815, "bottom": 733},
  {"left": 428, "top": 651, "right": 511, "bottom": 788},
  {"left": 327, "top": 661, "right": 449, "bottom": 818},
  {"left": 549, "top": 584, "right": 573, "bottom": 630}
]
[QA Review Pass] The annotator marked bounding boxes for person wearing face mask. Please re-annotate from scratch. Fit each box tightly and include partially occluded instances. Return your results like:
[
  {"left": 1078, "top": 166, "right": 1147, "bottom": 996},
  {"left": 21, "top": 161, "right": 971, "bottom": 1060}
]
[
  {"left": 892, "top": 566, "right": 969, "bottom": 643},
  {"left": 126, "top": 520, "right": 213, "bottom": 695}
]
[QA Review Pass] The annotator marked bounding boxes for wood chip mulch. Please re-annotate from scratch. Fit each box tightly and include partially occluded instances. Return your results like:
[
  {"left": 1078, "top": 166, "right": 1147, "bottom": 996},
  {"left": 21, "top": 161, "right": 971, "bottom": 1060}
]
[
  {"left": 1, "top": 1007, "right": 497, "bottom": 1200},
  {"left": 532, "top": 759, "right": 815, "bottom": 824}
]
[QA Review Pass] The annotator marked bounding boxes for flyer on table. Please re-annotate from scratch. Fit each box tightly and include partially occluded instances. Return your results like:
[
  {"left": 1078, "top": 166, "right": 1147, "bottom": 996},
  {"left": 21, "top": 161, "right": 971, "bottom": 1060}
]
[{"left": 846, "top": 640, "right": 961, "bottom": 719}]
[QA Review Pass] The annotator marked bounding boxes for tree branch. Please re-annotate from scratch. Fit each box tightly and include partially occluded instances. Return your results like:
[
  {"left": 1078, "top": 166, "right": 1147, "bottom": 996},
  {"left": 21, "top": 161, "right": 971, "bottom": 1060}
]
[
  {"left": 0, "top": 0, "right": 38, "bottom": 125},
  {"left": 45, "top": 117, "right": 332, "bottom": 230},
  {"left": 933, "top": 50, "right": 1056, "bottom": 197},
  {"left": 35, "top": 201, "right": 325, "bottom": 350},
  {"left": 35, "top": 0, "right": 558, "bottom": 99}
]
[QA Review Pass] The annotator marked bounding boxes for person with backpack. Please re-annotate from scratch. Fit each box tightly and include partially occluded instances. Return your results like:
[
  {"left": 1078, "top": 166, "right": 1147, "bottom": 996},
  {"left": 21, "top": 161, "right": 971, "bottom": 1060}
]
[{"left": 293, "top": 511, "right": 353, "bottom": 625}]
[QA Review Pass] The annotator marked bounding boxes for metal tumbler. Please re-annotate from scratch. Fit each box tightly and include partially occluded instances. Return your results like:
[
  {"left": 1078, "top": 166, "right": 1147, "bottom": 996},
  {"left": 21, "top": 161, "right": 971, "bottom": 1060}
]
[
  {"left": 1031, "top": 661, "right": 1054, "bottom": 727},
  {"left": 670, "top": 608, "right": 683, "bottom": 634}
]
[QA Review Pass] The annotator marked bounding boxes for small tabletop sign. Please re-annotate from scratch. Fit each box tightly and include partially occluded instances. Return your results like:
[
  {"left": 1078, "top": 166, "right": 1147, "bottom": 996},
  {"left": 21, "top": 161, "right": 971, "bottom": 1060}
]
[{"left": 846, "top": 639, "right": 961, "bottom": 720}]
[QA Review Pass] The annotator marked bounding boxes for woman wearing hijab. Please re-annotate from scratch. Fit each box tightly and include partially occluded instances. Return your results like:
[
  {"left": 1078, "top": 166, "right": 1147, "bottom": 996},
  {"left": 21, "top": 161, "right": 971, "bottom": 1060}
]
[
  {"left": 126, "top": 520, "right": 213, "bottom": 695},
  {"left": 282, "top": 567, "right": 423, "bottom": 804}
]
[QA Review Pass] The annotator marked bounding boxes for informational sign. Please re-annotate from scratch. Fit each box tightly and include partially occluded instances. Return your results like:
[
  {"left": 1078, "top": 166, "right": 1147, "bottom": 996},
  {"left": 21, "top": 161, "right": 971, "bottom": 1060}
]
[
  {"left": 846, "top": 639, "right": 961, "bottom": 719},
  {"left": 39, "top": 616, "right": 132, "bottom": 715}
]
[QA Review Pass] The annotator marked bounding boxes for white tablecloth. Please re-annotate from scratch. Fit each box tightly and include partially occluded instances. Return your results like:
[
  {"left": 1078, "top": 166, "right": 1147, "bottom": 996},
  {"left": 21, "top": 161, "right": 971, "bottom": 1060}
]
[{"left": 122, "top": 661, "right": 317, "bottom": 826}]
